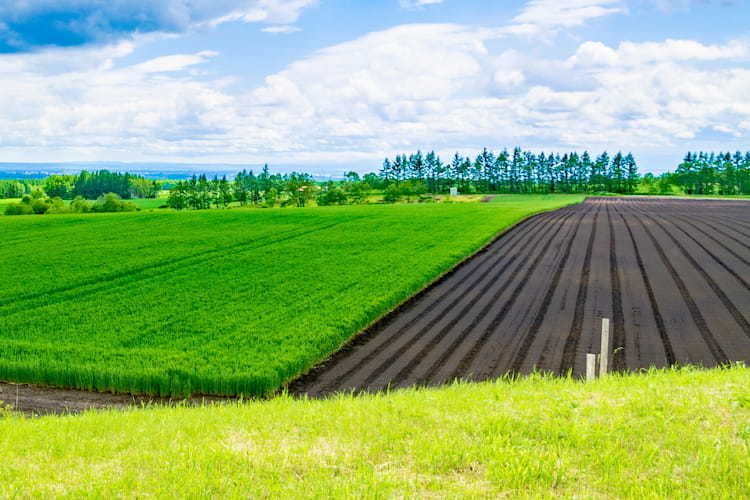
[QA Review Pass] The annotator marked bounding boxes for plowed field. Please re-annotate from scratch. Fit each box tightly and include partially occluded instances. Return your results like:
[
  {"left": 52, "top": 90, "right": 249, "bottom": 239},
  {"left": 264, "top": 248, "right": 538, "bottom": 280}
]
[{"left": 292, "top": 197, "right": 750, "bottom": 395}]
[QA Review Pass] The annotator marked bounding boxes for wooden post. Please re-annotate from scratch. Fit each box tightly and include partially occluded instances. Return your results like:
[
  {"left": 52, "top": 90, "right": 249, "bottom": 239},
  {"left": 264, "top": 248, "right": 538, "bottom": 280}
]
[
  {"left": 586, "top": 353, "right": 597, "bottom": 381},
  {"left": 600, "top": 318, "right": 610, "bottom": 376}
]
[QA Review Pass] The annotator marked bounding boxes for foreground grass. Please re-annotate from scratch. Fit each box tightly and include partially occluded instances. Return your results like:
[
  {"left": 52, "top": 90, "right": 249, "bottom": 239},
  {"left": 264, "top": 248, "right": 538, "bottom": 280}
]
[
  {"left": 1, "top": 366, "right": 748, "bottom": 498},
  {"left": 0, "top": 195, "right": 583, "bottom": 396}
]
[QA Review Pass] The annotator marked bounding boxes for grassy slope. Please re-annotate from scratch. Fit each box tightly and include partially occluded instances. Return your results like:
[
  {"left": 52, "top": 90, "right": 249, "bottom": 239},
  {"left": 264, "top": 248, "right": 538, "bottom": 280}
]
[
  {"left": 0, "top": 195, "right": 583, "bottom": 396},
  {"left": 1, "top": 366, "right": 748, "bottom": 498}
]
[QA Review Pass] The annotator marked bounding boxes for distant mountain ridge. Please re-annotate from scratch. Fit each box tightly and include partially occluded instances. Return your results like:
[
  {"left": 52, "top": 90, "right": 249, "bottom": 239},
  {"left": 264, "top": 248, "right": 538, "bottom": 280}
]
[{"left": 0, "top": 162, "right": 352, "bottom": 181}]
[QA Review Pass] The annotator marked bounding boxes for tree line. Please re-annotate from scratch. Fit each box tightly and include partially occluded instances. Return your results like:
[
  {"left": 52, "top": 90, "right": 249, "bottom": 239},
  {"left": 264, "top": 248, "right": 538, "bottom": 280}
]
[
  {"left": 166, "top": 166, "right": 386, "bottom": 209},
  {"left": 168, "top": 167, "right": 317, "bottom": 209},
  {"left": 41, "top": 170, "right": 160, "bottom": 200},
  {"left": 671, "top": 152, "right": 750, "bottom": 195},
  {"left": 166, "top": 149, "right": 641, "bottom": 211},
  {"left": 0, "top": 179, "right": 43, "bottom": 199},
  {"left": 379, "top": 148, "right": 640, "bottom": 194}
]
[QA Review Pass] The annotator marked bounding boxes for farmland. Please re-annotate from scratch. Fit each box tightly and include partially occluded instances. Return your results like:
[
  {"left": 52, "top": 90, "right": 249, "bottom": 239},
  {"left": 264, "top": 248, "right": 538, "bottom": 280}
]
[
  {"left": 294, "top": 197, "right": 750, "bottom": 396},
  {"left": 0, "top": 195, "right": 582, "bottom": 397}
]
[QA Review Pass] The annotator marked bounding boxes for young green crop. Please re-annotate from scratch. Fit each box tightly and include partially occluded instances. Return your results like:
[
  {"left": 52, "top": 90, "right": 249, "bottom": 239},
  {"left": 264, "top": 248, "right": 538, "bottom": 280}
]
[
  {"left": 0, "top": 195, "right": 583, "bottom": 396},
  {"left": 0, "top": 366, "right": 748, "bottom": 498}
]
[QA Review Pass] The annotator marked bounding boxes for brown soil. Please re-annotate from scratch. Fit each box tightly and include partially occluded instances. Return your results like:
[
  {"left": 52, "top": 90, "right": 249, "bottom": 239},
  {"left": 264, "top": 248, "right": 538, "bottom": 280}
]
[
  {"left": 0, "top": 381, "right": 232, "bottom": 416},
  {"left": 290, "top": 197, "right": 750, "bottom": 396}
]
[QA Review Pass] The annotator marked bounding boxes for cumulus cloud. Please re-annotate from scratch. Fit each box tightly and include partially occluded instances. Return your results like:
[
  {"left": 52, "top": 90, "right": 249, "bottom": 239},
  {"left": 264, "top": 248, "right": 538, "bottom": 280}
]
[
  {"left": 233, "top": 23, "right": 750, "bottom": 157},
  {"left": 0, "top": 0, "right": 316, "bottom": 52},
  {"left": 1, "top": 1, "right": 749, "bottom": 165}
]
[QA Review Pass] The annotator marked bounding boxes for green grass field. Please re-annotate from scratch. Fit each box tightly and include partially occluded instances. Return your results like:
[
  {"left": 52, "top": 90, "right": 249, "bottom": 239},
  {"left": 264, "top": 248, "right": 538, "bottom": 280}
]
[
  {"left": 0, "top": 195, "right": 583, "bottom": 396},
  {"left": 1, "top": 366, "right": 747, "bottom": 498},
  {"left": 128, "top": 197, "right": 168, "bottom": 210}
]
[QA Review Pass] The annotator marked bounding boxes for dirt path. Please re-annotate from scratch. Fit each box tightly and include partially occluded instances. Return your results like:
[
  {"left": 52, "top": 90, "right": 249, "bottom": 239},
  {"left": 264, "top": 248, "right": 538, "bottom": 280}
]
[
  {"left": 291, "top": 197, "right": 750, "bottom": 396},
  {"left": 0, "top": 381, "right": 232, "bottom": 416}
]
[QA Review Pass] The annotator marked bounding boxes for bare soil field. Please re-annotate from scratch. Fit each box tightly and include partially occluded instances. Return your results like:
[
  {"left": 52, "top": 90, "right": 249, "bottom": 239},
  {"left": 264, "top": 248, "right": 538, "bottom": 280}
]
[{"left": 292, "top": 197, "right": 750, "bottom": 396}]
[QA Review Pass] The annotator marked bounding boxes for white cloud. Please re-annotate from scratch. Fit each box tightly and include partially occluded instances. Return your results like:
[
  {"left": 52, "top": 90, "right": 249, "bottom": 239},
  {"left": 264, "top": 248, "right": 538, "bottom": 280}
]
[
  {"left": 569, "top": 39, "right": 749, "bottom": 67},
  {"left": 1, "top": 5, "right": 750, "bottom": 166},
  {"left": 400, "top": 0, "right": 447, "bottom": 7},
  {"left": 133, "top": 51, "right": 219, "bottom": 73},
  {"left": 261, "top": 25, "right": 302, "bottom": 34},
  {"left": 213, "top": 0, "right": 317, "bottom": 25},
  {"left": 510, "top": 0, "right": 624, "bottom": 35}
]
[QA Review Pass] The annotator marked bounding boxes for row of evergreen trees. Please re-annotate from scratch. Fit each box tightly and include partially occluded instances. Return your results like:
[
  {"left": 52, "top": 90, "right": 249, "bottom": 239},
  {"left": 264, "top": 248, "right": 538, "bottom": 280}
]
[
  {"left": 674, "top": 152, "right": 750, "bottom": 195},
  {"left": 380, "top": 149, "right": 640, "bottom": 194}
]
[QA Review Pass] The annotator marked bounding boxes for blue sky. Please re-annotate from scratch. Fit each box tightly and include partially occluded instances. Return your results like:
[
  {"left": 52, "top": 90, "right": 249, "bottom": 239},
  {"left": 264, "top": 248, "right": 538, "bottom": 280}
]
[{"left": 0, "top": 0, "right": 748, "bottom": 174}]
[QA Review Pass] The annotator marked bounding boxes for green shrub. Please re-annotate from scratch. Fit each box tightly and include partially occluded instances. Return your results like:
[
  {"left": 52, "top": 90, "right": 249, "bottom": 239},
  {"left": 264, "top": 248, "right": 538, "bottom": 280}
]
[
  {"left": 3, "top": 203, "right": 33, "bottom": 216},
  {"left": 92, "top": 193, "right": 137, "bottom": 213},
  {"left": 316, "top": 185, "right": 348, "bottom": 206}
]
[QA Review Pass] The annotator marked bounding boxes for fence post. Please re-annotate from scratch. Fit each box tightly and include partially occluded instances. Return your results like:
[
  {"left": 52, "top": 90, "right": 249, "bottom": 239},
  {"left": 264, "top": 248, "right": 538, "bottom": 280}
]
[
  {"left": 586, "top": 353, "right": 597, "bottom": 381},
  {"left": 600, "top": 318, "right": 610, "bottom": 376}
]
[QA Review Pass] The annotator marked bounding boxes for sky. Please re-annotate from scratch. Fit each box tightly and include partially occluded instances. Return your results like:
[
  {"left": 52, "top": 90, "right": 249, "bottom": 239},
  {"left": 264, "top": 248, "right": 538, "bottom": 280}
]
[{"left": 0, "top": 0, "right": 748, "bottom": 175}]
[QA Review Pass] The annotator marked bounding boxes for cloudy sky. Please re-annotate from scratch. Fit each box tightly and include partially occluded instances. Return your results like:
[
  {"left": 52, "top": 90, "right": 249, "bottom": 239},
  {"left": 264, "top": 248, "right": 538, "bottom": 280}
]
[{"left": 0, "top": 0, "right": 748, "bottom": 174}]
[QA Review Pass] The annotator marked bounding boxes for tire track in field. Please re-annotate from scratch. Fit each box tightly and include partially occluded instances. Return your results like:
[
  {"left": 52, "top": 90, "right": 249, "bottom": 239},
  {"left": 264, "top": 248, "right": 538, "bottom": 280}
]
[
  {"left": 0, "top": 223, "right": 315, "bottom": 309},
  {"left": 558, "top": 206, "right": 599, "bottom": 374},
  {"left": 607, "top": 205, "right": 627, "bottom": 371},
  {"left": 643, "top": 212, "right": 750, "bottom": 341},
  {"left": 618, "top": 210, "right": 675, "bottom": 365},
  {"left": 0, "top": 219, "right": 359, "bottom": 318},
  {"left": 344, "top": 209, "right": 572, "bottom": 392},
  {"left": 403, "top": 207, "right": 582, "bottom": 387},
  {"left": 505, "top": 206, "right": 589, "bottom": 375},
  {"left": 674, "top": 216, "right": 750, "bottom": 268},
  {"left": 288, "top": 197, "right": 749, "bottom": 397},
  {"left": 696, "top": 215, "right": 750, "bottom": 242},
  {"left": 633, "top": 212, "right": 729, "bottom": 364},
  {"left": 690, "top": 215, "right": 750, "bottom": 249}
]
